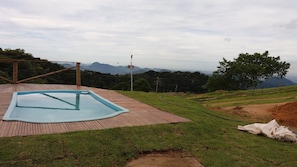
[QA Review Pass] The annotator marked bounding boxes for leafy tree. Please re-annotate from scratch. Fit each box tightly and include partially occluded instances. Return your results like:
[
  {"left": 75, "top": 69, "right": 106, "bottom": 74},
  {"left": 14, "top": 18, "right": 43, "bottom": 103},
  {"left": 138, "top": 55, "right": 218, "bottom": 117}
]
[
  {"left": 206, "top": 51, "right": 290, "bottom": 91},
  {"left": 0, "top": 70, "right": 9, "bottom": 84},
  {"left": 112, "top": 82, "right": 130, "bottom": 91},
  {"left": 1, "top": 48, "right": 34, "bottom": 60},
  {"left": 134, "top": 78, "right": 152, "bottom": 92}
]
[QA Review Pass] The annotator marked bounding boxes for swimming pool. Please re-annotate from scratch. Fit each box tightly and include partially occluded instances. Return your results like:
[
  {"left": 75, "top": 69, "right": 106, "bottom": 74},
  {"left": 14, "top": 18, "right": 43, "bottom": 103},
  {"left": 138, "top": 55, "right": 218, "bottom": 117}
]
[{"left": 3, "top": 90, "right": 129, "bottom": 123}]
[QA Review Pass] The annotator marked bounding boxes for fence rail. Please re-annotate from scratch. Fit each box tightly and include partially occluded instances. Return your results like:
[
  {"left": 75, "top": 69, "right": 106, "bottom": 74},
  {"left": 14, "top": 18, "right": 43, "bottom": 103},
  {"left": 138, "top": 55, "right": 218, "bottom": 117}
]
[{"left": 0, "top": 60, "right": 81, "bottom": 86}]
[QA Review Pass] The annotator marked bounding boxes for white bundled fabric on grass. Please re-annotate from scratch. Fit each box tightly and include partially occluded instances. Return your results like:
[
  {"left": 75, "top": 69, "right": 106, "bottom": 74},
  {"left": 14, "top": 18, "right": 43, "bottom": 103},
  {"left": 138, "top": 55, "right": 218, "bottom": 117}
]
[{"left": 238, "top": 119, "right": 297, "bottom": 142}]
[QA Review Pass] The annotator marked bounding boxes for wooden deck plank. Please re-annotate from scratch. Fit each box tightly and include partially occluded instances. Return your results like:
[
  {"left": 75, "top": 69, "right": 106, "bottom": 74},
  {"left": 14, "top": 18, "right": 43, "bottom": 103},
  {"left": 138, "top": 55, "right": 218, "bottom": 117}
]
[
  {"left": 0, "top": 84, "right": 190, "bottom": 137},
  {"left": 81, "top": 120, "right": 104, "bottom": 130},
  {"left": 98, "top": 114, "right": 133, "bottom": 129}
]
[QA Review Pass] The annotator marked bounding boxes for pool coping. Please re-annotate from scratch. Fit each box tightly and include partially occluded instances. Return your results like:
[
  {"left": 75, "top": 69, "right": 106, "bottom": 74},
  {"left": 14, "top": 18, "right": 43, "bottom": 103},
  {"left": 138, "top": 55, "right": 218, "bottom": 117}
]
[{"left": 0, "top": 84, "right": 191, "bottom": 137}]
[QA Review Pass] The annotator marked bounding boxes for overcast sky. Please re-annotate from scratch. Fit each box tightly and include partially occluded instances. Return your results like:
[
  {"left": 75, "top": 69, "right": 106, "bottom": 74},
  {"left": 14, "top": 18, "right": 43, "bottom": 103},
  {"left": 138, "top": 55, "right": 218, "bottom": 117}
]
[{"left": 1, "top": 0, "right": 297, "bottom": 75}]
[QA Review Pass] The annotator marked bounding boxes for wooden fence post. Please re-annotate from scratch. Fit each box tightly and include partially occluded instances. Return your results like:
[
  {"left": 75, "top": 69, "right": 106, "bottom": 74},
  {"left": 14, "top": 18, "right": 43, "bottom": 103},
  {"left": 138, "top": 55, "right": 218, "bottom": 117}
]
[
  {"left": 13, "top": 61, "right": 18, "bottom": 84},
  {"left": 76, "top": 62, "right": 81, "bottom": 86}
]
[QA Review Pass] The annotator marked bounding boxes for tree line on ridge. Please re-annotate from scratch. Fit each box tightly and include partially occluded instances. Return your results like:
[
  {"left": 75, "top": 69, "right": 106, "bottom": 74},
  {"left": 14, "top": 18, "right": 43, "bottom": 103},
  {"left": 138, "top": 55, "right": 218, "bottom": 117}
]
[
  {"left": 0, "top": 48, "right": 209, "bottom": 93},
  {"left": 0, "top": 48, "right": 290, "bottom": 92}
]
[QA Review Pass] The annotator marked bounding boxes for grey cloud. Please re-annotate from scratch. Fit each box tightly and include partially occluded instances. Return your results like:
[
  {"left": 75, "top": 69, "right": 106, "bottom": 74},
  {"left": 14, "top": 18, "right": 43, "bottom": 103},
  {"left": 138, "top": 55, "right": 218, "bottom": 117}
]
[
  {"left": 0, "top": 0, "right": 297, "bottom": 74},
  {"left": 284, "top": 19, "right": 297, "bottom": 29}
]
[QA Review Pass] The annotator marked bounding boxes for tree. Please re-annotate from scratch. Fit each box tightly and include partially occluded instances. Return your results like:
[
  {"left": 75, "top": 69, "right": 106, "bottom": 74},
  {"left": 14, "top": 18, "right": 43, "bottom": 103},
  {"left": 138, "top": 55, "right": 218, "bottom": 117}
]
[
  {"left": 206, "top": 51, "right": 290, "bottom": 91},
  {"left": 134, "top": 78, "right": 152, "bottom": 92},
  {"left": 112, "top": 82, "right": 130, "bottom": 91}
]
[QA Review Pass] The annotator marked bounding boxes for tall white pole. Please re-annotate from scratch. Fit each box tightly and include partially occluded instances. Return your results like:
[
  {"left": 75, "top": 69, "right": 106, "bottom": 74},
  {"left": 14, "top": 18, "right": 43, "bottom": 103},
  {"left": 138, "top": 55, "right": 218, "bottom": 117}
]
[{"left": 130, "top": 54, "right": 133, "bottom": 91}]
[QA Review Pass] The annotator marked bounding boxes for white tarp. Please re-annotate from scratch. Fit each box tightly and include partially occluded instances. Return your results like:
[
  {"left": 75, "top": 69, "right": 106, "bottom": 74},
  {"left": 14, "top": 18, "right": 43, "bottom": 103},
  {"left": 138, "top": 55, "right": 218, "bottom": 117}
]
[{"left": 238, "top": 119, "right": 297, "bottom": 142}]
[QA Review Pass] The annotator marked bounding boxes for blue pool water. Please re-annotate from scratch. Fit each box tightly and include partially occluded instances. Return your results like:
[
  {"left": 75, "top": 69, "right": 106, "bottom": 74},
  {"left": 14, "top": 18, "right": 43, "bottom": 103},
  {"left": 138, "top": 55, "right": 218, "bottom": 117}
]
[{"left": 3, "top": 90, "right": 129, "bottom": 123}]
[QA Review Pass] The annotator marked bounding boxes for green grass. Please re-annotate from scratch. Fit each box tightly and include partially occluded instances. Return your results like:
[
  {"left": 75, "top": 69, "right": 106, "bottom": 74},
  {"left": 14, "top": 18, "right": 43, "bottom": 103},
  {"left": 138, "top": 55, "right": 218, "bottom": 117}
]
[
  {"left": 1, "top": 86, "right": 297, "bottom": 166},
  {"left": 191, "top": 85, "right": 297, "bottom": 108}
]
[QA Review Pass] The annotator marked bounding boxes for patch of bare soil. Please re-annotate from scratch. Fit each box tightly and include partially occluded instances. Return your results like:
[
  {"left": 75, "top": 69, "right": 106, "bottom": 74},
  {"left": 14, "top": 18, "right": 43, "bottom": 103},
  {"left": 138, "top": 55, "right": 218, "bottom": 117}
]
[
  {"left": 218, "top": 101, "right": 297, "bottom": 131},
  {"left": 125, "top": 151, "right": 204, "bottom": 167},
  {"left": 269, "top": 101, "right": 297, "bottom": 128},
  {"left": 221, "top": 103, "right": 285, "bottom": 122}
]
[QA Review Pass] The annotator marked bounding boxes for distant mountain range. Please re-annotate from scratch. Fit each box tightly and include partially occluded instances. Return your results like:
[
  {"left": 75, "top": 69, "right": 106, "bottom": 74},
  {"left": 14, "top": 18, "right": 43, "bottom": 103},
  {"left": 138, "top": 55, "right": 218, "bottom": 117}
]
[
  {"left": 257, "top": 77, "right": 296, "bottom": 88},
  {"left": 286, "top": 74, "right": 297, "bottom": 83},
  {"left": 59, "top": 62, "right": 171, "bottom": 75},
  {"left": 58, "top": 61, "right": 296, "bottom": 88}
]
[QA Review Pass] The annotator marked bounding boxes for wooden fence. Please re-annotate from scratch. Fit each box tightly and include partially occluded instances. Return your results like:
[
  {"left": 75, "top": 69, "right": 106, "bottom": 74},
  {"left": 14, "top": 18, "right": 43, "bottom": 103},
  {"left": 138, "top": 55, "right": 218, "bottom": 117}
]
[{"left": 0, "top": 60, "right": 81, "bottom": 86}]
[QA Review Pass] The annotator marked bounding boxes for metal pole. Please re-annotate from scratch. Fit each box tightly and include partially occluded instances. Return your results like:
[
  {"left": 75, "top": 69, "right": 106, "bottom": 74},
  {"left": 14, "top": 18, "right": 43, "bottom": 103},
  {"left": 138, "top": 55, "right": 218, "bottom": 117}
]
[
  {"left": 130, "top": 55, "right": 133, "bottom": 91},
  {"left": 76, "top": 62, "right": 81, "bottom": 86},
  {"left": 155, "top": 77, "right": 159, "bottom": 93}
]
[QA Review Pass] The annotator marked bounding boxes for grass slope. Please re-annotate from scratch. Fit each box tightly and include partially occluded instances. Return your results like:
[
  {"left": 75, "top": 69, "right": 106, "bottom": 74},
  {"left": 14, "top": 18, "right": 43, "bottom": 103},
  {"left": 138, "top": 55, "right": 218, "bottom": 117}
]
[
  {"left": 0, "top": 86, "right": 297, "bottom": 166},
  {"left": 191, "top": 85, "right": 297, "bottom": 108}
]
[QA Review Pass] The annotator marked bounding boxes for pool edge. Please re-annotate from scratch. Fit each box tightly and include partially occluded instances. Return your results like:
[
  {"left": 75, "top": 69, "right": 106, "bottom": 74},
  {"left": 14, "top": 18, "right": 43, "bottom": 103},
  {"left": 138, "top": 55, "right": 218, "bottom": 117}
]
[{"left": 2, "top": 90, "right": 129, "bottom": 123}]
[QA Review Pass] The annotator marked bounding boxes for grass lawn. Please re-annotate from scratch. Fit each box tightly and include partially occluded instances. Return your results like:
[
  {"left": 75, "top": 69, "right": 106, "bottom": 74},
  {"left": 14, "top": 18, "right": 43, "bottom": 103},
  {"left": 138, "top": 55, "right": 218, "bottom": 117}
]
[
  {"left": 191, "top": 85, "right": 297, "bottom": 108},
  {"left": 0, "top": 86, "right": 297, "bottom": 166}
]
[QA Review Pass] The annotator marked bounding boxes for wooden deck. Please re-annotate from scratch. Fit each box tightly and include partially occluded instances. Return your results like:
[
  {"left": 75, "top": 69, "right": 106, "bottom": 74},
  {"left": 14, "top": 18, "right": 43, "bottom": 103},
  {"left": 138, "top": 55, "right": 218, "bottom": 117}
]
[{"left": 0, "top": 84, "right": 190, "bottom": 137}]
